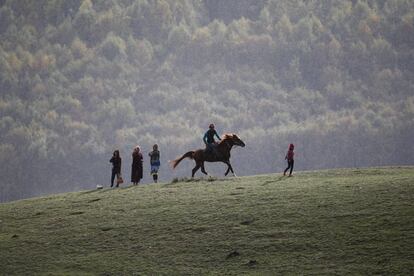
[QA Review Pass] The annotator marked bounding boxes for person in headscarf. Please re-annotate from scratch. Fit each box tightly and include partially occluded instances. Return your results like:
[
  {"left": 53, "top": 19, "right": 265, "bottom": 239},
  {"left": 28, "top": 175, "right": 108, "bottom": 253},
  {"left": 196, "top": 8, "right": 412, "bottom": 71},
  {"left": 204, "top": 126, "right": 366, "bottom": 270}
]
[{"left": 131, "top": 146, "right": 143, "bottom": 185}]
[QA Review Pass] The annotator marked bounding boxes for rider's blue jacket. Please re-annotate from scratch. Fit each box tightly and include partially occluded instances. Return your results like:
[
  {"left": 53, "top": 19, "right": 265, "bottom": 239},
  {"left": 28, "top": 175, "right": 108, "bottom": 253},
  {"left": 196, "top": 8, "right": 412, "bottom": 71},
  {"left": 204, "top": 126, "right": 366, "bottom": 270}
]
[{"left": 203, "top": 129, "right": 221, "bottom": 145}]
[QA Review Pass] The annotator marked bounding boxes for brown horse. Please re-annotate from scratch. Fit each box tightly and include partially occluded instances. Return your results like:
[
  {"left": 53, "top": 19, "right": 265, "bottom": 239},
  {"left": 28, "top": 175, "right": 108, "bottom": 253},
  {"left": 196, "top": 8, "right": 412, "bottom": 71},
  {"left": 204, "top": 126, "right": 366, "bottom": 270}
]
[{"left": 171, "top": 134, "right": 245, "bottom": 177}]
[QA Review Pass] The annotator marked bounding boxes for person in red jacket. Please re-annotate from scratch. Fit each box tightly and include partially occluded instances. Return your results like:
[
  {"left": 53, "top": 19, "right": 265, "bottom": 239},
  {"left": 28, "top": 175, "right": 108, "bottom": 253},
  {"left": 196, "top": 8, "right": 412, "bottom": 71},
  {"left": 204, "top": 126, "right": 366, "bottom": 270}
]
[{"left": 283, "top": 144, "right": 295, "bottom": 176}]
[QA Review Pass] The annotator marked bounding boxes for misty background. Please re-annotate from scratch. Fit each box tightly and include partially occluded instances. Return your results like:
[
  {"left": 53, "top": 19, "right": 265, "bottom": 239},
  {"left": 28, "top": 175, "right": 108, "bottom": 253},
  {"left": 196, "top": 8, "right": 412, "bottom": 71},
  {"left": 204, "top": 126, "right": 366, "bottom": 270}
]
[{"left": 0, "top": 0, "right": 413, "bottom": 202}]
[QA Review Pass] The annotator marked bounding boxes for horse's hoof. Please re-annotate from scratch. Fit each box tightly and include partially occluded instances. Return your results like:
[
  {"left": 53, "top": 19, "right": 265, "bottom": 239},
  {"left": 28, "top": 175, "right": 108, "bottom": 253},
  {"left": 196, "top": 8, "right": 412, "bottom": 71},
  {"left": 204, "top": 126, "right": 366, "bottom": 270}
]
[{"left": 233, "top": 174, "right": 238, "bottom": 177}]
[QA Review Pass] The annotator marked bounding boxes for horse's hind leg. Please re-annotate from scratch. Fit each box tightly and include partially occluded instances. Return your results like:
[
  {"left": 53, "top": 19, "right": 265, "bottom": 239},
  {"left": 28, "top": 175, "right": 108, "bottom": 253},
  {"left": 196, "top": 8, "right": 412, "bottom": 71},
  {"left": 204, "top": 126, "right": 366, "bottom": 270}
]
[{"left": 201, "top": 163, "right": 208, "bottom": 175}]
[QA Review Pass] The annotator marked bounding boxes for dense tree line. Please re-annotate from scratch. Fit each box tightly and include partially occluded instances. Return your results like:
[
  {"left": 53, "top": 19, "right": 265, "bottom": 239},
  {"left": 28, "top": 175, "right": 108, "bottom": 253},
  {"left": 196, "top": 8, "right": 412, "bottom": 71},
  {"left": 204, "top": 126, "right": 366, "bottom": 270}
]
[{"left": 0, "top": 0, "right": 413, "bottom": 202}]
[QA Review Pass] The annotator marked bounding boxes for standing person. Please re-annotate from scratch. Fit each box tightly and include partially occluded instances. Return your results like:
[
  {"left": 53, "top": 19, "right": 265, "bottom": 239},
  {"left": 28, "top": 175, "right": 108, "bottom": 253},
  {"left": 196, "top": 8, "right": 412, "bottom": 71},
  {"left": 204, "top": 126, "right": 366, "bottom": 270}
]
[
  {"left": 110, "top": 150, "right": 122, "bottom": 187},
  {"left": 131, "top": 145, "right": 143, "bottom": 186},
  {"left": 283, "top": 144, "right": 295, "bottom": 176},
  {"left": 148, "top": 144, "right": 160, "bottom": 183},
  {"left": 203, "top": 123, "right": 222, "bottom": 157}
]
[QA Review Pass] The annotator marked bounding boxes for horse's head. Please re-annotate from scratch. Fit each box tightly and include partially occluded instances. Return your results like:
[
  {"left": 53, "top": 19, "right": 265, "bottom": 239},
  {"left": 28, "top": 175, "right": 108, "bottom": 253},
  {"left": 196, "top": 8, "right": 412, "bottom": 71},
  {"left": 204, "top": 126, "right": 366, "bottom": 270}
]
[
  {"left": 231, "top": 134, "right": 246, "bottom": 147},
  {"left": 222, "top": 133, "right": 245, "bottom": 147}
]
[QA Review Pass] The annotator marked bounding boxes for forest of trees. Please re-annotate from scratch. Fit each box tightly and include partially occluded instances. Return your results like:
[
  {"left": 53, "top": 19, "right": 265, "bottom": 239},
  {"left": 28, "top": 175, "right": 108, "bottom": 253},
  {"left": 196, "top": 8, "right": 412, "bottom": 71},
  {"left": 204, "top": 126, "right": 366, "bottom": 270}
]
[{"left": 1, "top": 0, "right": 413, "bottom": 202}]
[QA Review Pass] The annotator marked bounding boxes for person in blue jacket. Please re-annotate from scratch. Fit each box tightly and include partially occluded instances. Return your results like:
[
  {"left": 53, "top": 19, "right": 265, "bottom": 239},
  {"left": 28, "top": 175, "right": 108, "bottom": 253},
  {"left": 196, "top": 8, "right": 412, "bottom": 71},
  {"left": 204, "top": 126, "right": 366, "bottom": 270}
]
[
  {"left": 110, "top": 150, "right": 122, "bottom": 187},
  {"left": 203, "top": 123, "right": 221, "bottom": 158},
  {"left": 148, "top": 144, "right": 160, "bottom": 183}
]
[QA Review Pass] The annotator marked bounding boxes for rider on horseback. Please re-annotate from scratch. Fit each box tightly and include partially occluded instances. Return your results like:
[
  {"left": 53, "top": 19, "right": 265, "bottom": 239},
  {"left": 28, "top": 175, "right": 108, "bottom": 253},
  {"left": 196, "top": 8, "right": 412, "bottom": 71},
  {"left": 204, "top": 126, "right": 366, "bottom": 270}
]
[{"left": 203, "top": 123, "right": 221, "bottom": 158}]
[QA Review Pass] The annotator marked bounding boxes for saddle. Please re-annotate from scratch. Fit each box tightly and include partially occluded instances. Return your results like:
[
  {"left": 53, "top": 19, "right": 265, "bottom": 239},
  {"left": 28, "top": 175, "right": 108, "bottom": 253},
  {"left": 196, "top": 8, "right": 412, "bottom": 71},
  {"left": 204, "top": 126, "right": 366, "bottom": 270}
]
[{"left": 204, "top": 143, "right": 220, "bottom": 159}]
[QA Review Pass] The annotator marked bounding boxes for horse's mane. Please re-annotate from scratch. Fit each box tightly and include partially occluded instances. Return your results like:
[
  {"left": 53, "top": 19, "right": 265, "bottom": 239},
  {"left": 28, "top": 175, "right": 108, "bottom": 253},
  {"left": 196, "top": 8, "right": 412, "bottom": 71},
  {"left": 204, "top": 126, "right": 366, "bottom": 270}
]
[{"left": 220, "top": 133, "right": 236, "bottom": 143}]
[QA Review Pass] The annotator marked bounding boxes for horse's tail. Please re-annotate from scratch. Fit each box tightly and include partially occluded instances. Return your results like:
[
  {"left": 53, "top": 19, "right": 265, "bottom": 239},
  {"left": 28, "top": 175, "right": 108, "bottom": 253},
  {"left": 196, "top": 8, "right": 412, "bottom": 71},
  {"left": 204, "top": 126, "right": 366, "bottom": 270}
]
[{"left": 170, "top": 151, "right": 195, "bottom": 169}]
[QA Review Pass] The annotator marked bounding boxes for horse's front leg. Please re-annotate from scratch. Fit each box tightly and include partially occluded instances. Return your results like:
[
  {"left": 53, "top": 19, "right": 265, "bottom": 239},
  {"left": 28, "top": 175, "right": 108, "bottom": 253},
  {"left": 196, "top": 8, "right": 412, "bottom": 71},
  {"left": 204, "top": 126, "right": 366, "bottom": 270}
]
[
  {"left": 224, "top": 165, "right": 230, "bottom": 176},
  {"left": 201, "top": 162, "right": 208, "bottom": 175},
  {"left": 224, "top": 161, "right": 236, "bottom": 177},
  {"left": 192, "top": 162, "right": 201, "bottom": 178}
]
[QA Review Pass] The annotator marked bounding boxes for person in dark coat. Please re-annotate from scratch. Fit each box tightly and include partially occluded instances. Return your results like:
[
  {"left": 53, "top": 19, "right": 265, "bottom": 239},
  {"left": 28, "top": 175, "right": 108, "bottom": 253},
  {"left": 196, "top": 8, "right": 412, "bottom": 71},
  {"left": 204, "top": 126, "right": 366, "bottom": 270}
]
[
  {"left": 283, "top": 144, "right": 295, "bottom": 176},
  {"left": 110, "top": 150, "right": 122, "bottom": 187},
  {"left": 131, "top": 146, "right": 143, "bottom": 185}
]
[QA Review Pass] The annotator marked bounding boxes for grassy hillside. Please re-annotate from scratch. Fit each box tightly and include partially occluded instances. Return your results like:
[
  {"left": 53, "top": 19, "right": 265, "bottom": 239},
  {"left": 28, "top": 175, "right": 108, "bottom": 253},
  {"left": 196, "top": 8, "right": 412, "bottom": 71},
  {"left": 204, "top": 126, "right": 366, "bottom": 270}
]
[{"left": 0, "top": 167, "right": 413, "bottom": 275}]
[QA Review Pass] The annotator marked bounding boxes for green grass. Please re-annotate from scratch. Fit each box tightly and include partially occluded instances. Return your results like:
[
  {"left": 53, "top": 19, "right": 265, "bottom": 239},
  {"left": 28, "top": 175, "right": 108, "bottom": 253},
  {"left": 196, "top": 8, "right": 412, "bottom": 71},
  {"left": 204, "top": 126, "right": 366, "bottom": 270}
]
[{"left": 1, "top": 167, "right": 413, "bottom": 275}]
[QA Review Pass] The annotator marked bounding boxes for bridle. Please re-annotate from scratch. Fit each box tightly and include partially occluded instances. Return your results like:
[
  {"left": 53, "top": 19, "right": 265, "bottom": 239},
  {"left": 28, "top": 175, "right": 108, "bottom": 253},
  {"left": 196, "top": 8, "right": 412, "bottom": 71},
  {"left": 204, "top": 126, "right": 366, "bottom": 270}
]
[{"left": 220, "top": 136, "right": 243, "bottom": 150}]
